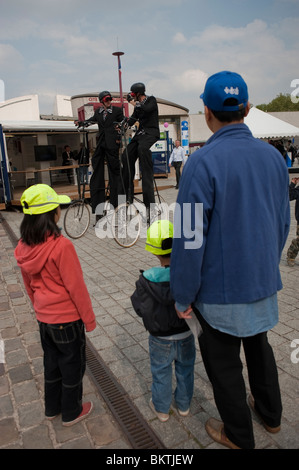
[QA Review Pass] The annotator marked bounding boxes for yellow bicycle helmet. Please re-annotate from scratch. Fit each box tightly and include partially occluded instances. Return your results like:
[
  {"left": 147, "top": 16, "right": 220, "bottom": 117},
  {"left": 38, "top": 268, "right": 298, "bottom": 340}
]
[{"left": 145, "top": 220, "right": 173, "bottom": 255}]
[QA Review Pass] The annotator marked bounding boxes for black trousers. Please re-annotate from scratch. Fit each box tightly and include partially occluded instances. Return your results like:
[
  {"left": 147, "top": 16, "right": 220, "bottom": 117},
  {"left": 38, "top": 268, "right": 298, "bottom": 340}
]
[
  {"left": 121, "top": 133, "right": 157, "bottom": 208},
  {"left": 62, "top": 165, "right": 73, "bottom": 184},
  {"left": 39, "top": 320, "right": 86, "bottom": 423},
  {"left": 90, "top": 145, "right": 120, "bottom": 213},
  {"left": 173, "top": 161, "right": 182, "bottom": 188},
  {"left": 194, "top": 307, "right": 282, "bottom": 449}
]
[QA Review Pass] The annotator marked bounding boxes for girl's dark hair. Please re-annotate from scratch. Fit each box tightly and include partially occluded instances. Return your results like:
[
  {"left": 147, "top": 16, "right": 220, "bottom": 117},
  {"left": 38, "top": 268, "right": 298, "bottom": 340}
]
[{"left": 20, "top": 208, "right": 61, "bottom": 245}]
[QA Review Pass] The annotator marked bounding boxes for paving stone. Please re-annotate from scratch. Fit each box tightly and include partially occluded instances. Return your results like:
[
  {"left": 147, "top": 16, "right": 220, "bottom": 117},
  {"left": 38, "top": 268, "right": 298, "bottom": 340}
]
[
  {"left": 18, "top": 401, "right": 44, "bottom": 428},
  {"left": 59, "top": 437, "right": 93, "bottom": 449},
  {"left": 86, "top": 414, "right": 122, "bottom": 447},
  {"left": 6, "top": 348, "right": 28, "bottom": 368},
  {"left": 52, "top": 420, "right": 86, "bottom": 444},
  {"left": 22, "top": 424, "right": 54, "bottom": 449},
  {"left": 0, "top": 418, "right": 19, "bottom": 447},
  {"left": 0, "top": 394, "right": 14, "bottom": 418},
  {"left": 13, "top": 380, "right": 40, "bottom": 404},
  {"left": 0, "top": 375, "right": 9, "bottom": 396},
  {"left": 8, "top": 363, "right": 33, "bottom": 384}
]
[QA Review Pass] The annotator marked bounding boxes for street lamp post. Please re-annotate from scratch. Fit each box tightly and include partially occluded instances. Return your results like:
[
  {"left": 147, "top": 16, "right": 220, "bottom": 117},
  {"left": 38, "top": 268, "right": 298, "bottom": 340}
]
[{"left": 112, "top": 51, "right": 124, "bottom": 113}]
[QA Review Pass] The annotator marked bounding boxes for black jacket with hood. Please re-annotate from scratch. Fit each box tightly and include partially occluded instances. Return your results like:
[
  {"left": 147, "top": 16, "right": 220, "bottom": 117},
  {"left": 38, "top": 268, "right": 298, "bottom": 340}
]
[{"left": 131, "top": 271, "right": 189, "bottom": 337}]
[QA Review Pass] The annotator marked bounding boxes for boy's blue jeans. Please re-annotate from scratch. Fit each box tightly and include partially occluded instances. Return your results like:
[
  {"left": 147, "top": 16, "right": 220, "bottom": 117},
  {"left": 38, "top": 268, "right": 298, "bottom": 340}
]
[{"left": 149, "top": 333, "right": 195, "bottom": 414}]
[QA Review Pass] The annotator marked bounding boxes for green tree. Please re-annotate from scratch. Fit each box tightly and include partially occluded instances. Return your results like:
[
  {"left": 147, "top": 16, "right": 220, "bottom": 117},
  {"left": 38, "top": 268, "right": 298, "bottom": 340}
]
[{"left": 256, "top": 93, "right": 299, "bottom": 112}]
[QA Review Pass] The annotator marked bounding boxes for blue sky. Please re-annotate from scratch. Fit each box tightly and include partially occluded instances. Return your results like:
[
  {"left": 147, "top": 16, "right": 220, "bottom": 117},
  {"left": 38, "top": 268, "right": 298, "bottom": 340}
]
[{"left": 1, "top": 0, "right": 299, "bottom": 114}]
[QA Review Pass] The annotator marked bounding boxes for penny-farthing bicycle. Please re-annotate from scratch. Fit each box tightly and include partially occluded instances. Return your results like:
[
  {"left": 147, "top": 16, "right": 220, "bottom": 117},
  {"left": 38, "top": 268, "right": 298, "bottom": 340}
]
[
  {"left": 110, "top": 119, "right": 166, "bottom": 248},
  {"left": 64, "top": 120, "right": 166, "bottom": 246}
]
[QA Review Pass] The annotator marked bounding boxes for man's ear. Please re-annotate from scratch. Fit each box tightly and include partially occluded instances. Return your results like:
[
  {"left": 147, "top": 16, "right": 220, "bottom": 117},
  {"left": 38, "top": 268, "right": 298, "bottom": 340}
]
[
  {"left": 244, "top": 102, "right": 251, "bottom": 117},
  {"left": 204, "top": 106, "right": 215, "bottom": 131},
  {"left": 204, "top": 106, "right": 212, "bottom": 120}
]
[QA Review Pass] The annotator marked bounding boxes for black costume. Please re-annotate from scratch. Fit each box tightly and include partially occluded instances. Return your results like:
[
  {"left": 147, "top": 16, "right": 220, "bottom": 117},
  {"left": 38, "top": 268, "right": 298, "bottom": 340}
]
[
  {"left": 85, "top": 105, "right": 124, "bottom": 213},
  {"left": 122, "top": 95, "right": 160, "bottom": 208}
]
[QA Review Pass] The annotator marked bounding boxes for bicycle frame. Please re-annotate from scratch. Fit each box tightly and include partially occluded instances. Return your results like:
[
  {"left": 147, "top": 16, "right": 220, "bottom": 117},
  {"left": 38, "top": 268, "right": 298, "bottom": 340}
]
[{"left": 75, "top": 125, "right": 90, "bottom": 202}]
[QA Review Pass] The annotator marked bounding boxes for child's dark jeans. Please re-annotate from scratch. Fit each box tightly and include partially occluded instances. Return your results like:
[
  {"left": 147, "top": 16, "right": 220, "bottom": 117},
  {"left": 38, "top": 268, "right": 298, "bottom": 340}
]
[{"left": 38, "top": 319, "right": 86, "bottom": 422}]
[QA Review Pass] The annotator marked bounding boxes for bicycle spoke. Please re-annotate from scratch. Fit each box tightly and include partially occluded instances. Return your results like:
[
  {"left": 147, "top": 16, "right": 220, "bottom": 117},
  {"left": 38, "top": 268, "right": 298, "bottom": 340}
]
[
  {"left": 63, "top": 201, "right": 90, "bottom": 239},
  {"left": 112, "top": 203, "right": 141, "bottom": 247}
]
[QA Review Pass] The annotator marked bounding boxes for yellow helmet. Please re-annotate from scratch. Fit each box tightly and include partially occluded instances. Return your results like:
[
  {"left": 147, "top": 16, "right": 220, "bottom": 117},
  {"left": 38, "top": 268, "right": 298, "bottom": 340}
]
[
  {"left": 145, "top": 220, "right": 173, "bottom": 256},
  {"left": 21, "top": 184, "right": 71, "bottom": 215}
]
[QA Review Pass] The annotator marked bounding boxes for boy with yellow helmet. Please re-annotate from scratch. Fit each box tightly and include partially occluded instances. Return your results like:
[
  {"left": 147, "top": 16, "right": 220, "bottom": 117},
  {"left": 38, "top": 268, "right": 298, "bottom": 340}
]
[{"left": 131, "top": 220, "right": 195, "bottom": 422}]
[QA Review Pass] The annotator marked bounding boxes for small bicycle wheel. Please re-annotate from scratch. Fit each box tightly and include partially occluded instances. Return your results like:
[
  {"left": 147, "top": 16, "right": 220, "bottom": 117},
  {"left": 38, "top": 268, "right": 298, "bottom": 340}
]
[
  {"left": 63, "top": 201, "right": 90, "bottom": 239},
  {"left": 112, "top": 202, "right": 141, "bottom": 248}
]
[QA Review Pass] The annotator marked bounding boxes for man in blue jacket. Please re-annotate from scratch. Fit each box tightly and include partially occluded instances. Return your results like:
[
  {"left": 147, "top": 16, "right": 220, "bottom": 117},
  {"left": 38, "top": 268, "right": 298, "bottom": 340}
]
[{"left": 170, "top": 71, "right": 290, "bottom": 449}]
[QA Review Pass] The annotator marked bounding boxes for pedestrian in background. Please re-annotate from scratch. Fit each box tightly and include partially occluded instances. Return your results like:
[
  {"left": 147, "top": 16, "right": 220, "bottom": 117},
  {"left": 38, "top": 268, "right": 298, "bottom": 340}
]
[
  {"left": 74, "top": 142, "right": 89, "bottom": 184},
  {"left": 169, "top": 140, "right": 185, "bottom": 189},
  {"left": 287, "top": 176, "right": 299, "bottom": 266},
  {"left": 61, "top": 145, "right": 74, "bottom": 184}
]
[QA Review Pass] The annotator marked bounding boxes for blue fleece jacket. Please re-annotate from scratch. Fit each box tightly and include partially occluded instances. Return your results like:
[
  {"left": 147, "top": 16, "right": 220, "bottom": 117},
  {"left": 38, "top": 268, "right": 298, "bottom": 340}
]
[{"left": 170, "top": 123, "right": 290, "bottom": 308}]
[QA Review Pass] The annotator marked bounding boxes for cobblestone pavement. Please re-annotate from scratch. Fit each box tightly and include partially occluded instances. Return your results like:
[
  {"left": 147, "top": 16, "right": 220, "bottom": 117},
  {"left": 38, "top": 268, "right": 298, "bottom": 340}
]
[{"left": 0, "top": 175, "right": 298, "bottom": 450}]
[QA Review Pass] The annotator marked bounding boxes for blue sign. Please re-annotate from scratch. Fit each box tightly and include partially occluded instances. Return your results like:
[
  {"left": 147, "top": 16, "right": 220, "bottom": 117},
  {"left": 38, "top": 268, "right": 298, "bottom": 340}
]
[{"left": 181, "top": 120, "right": 189, "bottom": 155}]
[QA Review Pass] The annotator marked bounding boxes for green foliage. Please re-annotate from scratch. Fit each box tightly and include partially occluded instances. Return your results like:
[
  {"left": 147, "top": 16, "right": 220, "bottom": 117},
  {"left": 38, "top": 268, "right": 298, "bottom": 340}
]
[{"left": 256, "top": 93, "right": 299, "bottom": 112}]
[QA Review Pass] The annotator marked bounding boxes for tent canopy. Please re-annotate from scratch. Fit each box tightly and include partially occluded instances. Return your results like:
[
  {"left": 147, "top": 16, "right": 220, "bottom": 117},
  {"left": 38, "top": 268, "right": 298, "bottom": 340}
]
[
  {"left": 189, "top": 106, "right": 299, "bottom": 143},
  {"left": 244, "top": 107, "right": 299, "bottom": 139}
]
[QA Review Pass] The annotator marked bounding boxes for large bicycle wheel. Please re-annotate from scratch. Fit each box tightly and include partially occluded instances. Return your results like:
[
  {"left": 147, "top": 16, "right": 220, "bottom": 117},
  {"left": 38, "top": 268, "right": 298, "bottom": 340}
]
[
  {"left": 112, "top": 202, "right": 141, "bottom": 248},
  {"left": 64, "top": 201, "right": 90, "bottom": 239}
]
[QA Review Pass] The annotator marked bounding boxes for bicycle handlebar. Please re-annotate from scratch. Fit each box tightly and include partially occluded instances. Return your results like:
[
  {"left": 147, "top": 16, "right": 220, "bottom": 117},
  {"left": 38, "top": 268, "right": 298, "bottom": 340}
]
[
  {"left": 113, "top": 118, "right": 130, "bottom": 135},
  {"left": 75, "top": 121, "right": 91, "bottom": 131}
]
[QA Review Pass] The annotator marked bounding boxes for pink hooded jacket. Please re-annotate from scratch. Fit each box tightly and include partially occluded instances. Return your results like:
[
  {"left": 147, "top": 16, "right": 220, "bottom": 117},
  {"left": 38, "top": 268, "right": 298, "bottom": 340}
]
[{"left": 14, "top": 234, "right": 96, "bottom": 332}]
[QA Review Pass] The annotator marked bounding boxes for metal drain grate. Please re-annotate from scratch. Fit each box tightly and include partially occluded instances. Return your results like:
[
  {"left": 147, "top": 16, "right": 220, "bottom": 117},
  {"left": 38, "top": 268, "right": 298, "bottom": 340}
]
[
  {"left": 0, "top": 213, "right": 165, "bottom": 449},
  {"left": 86, "top": 340, "right": 166, "bottom": 449}
]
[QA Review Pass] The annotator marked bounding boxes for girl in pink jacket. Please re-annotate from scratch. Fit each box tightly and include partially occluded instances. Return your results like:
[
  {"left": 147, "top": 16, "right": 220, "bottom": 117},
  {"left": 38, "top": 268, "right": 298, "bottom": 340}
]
[{"left": 14, "top": 184, "right": 96, "bottom": 426}]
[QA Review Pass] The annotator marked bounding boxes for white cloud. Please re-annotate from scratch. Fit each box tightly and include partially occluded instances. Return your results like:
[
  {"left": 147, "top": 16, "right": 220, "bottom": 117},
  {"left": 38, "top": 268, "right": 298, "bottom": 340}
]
[
  {"left": 173, "top": 32, "right": 187, "bottom": 44},
  {"left": 174, "top": 69, "right": 208, "bottom": 97},
  {"left": 165, "top": 18, "right": 299, "bottom": 109},
  {"left": 0, "top": 44, "right": 24, "bottom": 69}
]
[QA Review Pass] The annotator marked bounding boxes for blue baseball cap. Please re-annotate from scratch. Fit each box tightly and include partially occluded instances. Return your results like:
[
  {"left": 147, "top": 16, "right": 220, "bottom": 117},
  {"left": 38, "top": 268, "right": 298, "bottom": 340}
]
[{"left": 200, "top": 71, "right": 248, "bottom": 112}]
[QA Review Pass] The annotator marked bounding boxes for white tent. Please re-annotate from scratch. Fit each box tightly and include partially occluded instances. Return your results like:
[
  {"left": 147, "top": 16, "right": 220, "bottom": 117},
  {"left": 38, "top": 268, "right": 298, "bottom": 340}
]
[
  {"left": 245, "top": 107, "right": 299, "bottom": 139},
  {"left": 189, "top": 106, "right": 299, "bottom": 144}
]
